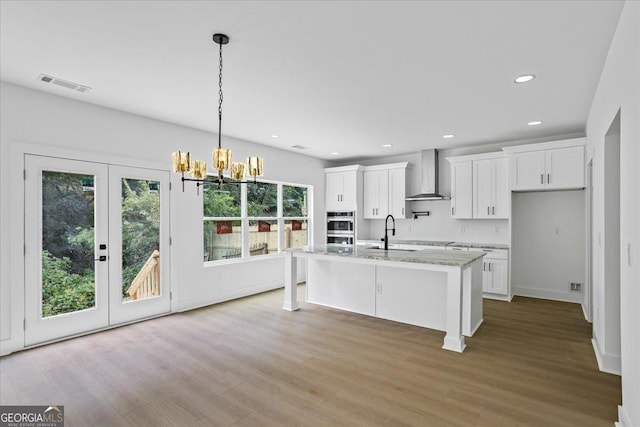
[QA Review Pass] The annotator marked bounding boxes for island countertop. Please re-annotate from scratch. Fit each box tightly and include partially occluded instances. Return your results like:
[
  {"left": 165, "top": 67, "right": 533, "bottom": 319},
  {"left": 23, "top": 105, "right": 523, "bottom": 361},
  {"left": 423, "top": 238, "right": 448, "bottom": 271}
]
[{"left": 288, "top": 244, "right": 485, "bottom": 267}]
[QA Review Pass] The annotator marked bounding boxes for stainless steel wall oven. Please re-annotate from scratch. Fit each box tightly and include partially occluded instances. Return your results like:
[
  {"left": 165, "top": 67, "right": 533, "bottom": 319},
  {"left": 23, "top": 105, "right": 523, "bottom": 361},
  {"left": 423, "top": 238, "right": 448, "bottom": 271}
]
[{"left": 326, "top": 211, "right": 355, "bottom": 244}]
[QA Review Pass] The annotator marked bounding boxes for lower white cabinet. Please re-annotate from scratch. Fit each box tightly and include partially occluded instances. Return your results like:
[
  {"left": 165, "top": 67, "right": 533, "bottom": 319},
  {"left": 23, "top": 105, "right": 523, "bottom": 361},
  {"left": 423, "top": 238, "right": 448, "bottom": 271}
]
[
  {"left": 469, "top": 248, "right": 508, "bottom": 296},
  {"left": 482, "top": 257, "right": 507, "bottom": 294}
]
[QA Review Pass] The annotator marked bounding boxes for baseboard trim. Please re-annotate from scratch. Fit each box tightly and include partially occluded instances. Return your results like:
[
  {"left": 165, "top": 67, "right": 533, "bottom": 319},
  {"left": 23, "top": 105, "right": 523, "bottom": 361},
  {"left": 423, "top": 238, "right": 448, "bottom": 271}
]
[
  {"left": 482, "top": 293, "right": 510, "bottom": 301},
  {"left": 615, "top": 405, "right": 632, "bottom": 427},
  {"left": 0, "top": 339, "right": 22, "bottom": 357},
  {"left": 591, "top": 336, "right": 621, "bottom": 376},
  {"left": 513, "top": 286, "right": 582, "bottom": 303},
  {"left": 176, "top": 281, "right": 284, "bottom": 312},
  {"left": 581, "top": 303, "right": 592, "bottom": 322}
]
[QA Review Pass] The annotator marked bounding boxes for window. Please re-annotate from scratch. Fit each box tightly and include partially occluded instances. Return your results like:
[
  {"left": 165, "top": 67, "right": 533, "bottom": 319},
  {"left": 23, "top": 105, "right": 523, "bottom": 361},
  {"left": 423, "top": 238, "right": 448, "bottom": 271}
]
[
  {"left": 203, "top": 180, "right": 310, "bottom": 264},
  {"left": 203, "top": 183, "right": 242, "bottom": 261},
  {"left": 283, "top": 185, "right": 308, "bottom": 249}
]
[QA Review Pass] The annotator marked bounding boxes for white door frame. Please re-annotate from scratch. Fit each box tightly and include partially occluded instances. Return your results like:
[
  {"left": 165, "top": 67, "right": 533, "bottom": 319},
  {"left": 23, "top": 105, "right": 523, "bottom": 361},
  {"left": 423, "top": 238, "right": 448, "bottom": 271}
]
[{"left": 0, "top": 141, "right": 173, "bottom": 356}]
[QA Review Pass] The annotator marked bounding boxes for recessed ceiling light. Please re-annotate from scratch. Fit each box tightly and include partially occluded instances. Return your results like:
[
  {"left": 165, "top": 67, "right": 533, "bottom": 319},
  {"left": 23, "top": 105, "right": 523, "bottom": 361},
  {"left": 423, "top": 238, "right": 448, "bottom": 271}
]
[
  {"left": 442, "top": 134, "right": 455, "bottom": 139},
  {"left": 515, "top": 74, "right": 536, "bottom": 83},
  {"left": 331, "top": 152, "right": 340, "bottom": 155},
  {"left": 382, "top": 144, "right": 393, "bottom": 148},
  {"left": 527, "top": 120, "right": 543, "bottom": 126},
  {"left": 270, "top": 134, "right": 279, "bottom": 139}
]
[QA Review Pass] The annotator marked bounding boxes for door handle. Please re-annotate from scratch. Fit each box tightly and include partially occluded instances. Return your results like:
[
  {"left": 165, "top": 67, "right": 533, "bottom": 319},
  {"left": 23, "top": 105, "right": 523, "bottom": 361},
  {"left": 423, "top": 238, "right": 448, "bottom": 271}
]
[
  {"left": 547, "top": 173, "right": 550, "bottom": 184},
  {"left": 541, "top": 174, "right": 544, "bottom": 184},
  {"left": 487, "top": 206, "right": 490, "bottom": 215},
  {"left": 492, "top": 206, "right": 495, "bottom": 215},
  {"left": 452, "top": 207, "right": 455, "bottom": 216},
  {"left": 94, "top": 255, "right": 107, "bottom": 262}
]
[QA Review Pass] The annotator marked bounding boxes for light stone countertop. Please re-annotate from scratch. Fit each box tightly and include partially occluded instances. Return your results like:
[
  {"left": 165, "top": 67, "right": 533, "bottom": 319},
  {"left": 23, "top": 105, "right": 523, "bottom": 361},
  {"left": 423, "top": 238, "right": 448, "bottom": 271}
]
[
  {"left": 289, "top": 244, "right": 485, "bottom": 267},
  {"left": 357, "top": 239, "right": 509, "bottom": 250}
]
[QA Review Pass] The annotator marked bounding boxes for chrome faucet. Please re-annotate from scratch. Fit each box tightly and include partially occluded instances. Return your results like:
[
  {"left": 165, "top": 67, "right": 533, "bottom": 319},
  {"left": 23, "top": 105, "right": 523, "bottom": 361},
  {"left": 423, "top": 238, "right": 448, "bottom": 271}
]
[{"left": 384, "top": 214, "right": 395, "bottom": 250}]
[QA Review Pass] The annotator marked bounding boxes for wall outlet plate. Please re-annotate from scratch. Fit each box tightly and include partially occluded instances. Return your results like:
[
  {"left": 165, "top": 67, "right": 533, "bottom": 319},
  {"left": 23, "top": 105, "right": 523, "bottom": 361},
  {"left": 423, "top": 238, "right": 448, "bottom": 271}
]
[{"left": 570, "top": 282, "right": 582, "bottom": 292}]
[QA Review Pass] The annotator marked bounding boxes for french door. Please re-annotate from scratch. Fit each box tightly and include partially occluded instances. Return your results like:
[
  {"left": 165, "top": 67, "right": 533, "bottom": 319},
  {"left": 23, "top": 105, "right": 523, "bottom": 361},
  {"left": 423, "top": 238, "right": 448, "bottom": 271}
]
[{"left": 24, "top": 155, "right": 170, "bottom": 346}]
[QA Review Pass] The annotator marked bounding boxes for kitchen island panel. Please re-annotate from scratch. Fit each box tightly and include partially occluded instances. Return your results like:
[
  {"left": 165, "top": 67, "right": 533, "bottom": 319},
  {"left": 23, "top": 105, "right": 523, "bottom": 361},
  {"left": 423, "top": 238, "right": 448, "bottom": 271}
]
[
  {"left": 307, "top": 259, "right": 376, "bottom": 316},
  {"left": 376, "top": 266, "right": 447, "bottom": 332}
]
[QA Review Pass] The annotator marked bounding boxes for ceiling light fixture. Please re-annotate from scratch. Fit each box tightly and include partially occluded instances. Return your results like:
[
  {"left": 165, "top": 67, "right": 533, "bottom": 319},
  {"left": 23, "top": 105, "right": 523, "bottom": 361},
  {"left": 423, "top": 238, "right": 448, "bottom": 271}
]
[
  {"left": 382, "top": 144, "right": 393, "bottom": 148},
  {"left": 270, "top": 135, "right": 279, "bottom": 139},
  {"left": 515, "top": 74, "right": 536, "bottom": 83},
  {"left": 527, "top": 120, "right": 543, "bottom": 126},
  {"left": 442, "top": 134, "right": 455, "bottom": 139},
  {"left": 331, "top": 152, "right": 340, "bottom": 156},
  {"left": 172, "top": 33, "right": 264, "bottom": 192}
]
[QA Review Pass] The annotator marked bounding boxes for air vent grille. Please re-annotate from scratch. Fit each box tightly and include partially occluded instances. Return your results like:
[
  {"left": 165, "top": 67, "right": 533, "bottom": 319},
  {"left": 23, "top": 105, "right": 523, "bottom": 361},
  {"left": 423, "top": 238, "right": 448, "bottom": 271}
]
[
  {"left": 39, "top": 74, "right": 91, "bottom": 93},
  {"left": 291, "top": 145, "right": 308, "bottom": 150}
]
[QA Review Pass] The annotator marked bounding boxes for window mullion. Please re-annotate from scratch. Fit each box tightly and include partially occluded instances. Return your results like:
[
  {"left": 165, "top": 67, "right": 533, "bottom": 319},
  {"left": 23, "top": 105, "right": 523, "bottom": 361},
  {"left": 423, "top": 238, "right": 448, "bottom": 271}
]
[{"left": 241, "top": 182, "right": 249, "bottom": 258}]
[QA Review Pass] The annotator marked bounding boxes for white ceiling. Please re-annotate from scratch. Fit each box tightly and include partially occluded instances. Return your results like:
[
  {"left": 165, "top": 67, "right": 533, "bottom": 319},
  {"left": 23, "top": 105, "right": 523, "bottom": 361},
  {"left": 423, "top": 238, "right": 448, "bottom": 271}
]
[{"left": 0, "top": 1, "right": 624, "bottom": 161}]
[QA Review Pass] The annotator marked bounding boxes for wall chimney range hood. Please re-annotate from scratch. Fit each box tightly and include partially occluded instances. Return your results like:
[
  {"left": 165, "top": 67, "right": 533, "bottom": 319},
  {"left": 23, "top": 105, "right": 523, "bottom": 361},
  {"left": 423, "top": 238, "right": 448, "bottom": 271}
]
[{"left": 405, "top": 149, "right": 449, "bottom": 201}]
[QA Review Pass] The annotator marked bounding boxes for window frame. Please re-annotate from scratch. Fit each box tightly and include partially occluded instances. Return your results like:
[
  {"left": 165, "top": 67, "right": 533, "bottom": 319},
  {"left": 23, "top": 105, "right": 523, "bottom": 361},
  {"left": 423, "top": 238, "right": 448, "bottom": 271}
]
[{"left": 203, "top": 179, "right": 312, "bottom": 266}]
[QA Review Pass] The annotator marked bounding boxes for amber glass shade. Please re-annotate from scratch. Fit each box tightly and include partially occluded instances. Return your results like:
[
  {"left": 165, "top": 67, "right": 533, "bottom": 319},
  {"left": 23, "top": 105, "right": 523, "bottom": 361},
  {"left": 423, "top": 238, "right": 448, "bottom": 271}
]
[
  {"left": 213, "top": 148, "right": 231, "bottom": 171},
  {"left": 189, "top": 160, "right": 207, "bottom": 179},
  {"left": 172, "top": 152, "right": 190, "bottom": 173},
  {"left": 247, "top": 156, "right": 264, "bottom": 178},
  {"left": 231, "top": 162, "right": 245, "bottom": 180}
]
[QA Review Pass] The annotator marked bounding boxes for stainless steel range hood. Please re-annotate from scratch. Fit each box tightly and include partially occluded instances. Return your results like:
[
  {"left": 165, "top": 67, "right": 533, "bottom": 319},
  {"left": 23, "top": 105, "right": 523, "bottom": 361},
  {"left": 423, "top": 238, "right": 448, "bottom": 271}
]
[{"left": 405, "top": 149, "right": 449, "bottom": 201}]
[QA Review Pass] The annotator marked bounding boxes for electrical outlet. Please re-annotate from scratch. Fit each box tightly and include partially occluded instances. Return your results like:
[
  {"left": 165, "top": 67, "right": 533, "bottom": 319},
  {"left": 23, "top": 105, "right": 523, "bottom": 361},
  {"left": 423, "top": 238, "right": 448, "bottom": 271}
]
[
  {"left": 555, "top": 226, "right": 561, "bottom": 236},
  {"left": 570, "top": 282, "right": 582, "bottom": 292},
  {"left": 495, "top": 226, "right": 501, "bottom": 233},
  {"left": 459, "top": 226, "right": 465, "bottom": 234}
]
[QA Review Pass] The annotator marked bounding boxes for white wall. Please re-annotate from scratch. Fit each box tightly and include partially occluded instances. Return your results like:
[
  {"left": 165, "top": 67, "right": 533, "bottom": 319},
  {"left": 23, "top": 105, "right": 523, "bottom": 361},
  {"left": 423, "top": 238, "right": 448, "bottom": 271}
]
[
  {"left": 0, "top": 82, "right": 328, "bottom": 354},
  {"left": 585, "top": 1, "right": 639, "bottom": 425},
  {"left": 511, "top": 190, "right": 586, "bottom": 303}
]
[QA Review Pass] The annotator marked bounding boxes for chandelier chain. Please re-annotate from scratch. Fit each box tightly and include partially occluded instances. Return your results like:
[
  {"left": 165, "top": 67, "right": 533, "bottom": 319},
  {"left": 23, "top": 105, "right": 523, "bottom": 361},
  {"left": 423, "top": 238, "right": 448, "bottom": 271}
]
[{"left": 218, "top": 42, "right": 223, "bottom": 117}]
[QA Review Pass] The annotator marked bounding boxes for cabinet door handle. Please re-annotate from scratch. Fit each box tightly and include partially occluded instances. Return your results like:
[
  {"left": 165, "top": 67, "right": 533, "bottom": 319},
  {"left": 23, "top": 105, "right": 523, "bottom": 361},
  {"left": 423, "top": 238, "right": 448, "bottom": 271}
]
[
  {"left": 541, "top": 174, "right": 544, "bottom": 184},
  {"left": 452, "top": 207, "right": 455, "bottom": 216},
  {"left": 489, "top": 262, "right": 492, "bottom": 271},
  {"left": 483, "top": 262, "right": 486, "bottom": 271},
  {"left": 547, "top": 173, "right": 550, "bottom": 184},
  {"left": 487, "top": 206, "right": 490, "bottom": 215},
  {"left": 402, "top": 207, "right": 404, "bottom": 215},
  {"left": 492, "top": 206, "right": 495, "bottom": 215}
]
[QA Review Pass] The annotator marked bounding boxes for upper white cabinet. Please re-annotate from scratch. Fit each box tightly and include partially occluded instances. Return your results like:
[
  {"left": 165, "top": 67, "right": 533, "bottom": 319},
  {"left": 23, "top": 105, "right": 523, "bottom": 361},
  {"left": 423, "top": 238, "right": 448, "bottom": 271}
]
[
  {"left": 447, "top": 153, "right": 509, "bottom": 219},
  {"left": 325, "top": 165, "right": 363, "bottom": 211},
  {"left": 503, "top": 138, "right": 585, "bottom": 191},
  {"left": 473, "top": 157, "right": 509, "bottom": 219},
  {"left": 450, "top": 161, "right": 473, "bottom": 219},
  {"left": 388, "top": 167, "right": 408, "bottom": 218},
  {"left": 363, "top": 169, "right": 388, "bottom": 219},
  {"left": 363, "top": 163, "right": 409, "bottom": 219}
]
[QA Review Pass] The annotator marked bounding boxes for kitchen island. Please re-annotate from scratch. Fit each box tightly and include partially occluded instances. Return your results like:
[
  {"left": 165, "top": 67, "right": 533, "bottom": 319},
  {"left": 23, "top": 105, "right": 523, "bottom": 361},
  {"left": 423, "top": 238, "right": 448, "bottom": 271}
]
[{"left": 283, "top": 244, "right": 485, "bottom": 352}]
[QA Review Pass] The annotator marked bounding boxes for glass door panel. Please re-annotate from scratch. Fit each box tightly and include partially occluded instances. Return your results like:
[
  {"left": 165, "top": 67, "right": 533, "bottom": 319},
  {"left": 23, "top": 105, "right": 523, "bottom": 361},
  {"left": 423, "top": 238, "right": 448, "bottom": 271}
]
[
  {"left": 108, "top": 166, "right": 170, "bottom": 325},
  {"left": 25, "top": 156, "right": 109, "bottom": 346}
]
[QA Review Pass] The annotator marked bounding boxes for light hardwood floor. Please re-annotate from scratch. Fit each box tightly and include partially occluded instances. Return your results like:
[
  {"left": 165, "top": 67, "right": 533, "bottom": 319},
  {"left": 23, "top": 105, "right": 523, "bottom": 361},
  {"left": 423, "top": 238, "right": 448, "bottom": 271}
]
[{"left": 1, "top": 285, "right": 621, "bottom": 426}]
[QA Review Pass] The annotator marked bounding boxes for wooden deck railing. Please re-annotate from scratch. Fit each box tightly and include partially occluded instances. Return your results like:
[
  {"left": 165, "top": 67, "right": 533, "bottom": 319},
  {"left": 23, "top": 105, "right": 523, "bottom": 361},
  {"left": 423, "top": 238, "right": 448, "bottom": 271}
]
[{"left": 127, "top": 250, "right": 160, "bottom": 301}]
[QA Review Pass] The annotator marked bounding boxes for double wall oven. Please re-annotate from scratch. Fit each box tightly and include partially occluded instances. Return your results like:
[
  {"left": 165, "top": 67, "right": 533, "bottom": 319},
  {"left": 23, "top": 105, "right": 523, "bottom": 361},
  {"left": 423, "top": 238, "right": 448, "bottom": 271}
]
[{"left": 326, "top": 211, "right": 355, "bottom": 244}]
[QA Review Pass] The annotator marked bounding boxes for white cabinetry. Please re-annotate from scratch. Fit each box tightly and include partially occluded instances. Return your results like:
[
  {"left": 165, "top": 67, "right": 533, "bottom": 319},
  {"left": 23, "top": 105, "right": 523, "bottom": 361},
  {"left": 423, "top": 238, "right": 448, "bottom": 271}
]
[
  {"left": 473, "top": 157, "right": 509, "bottom": 219},
  {"left": 325, "top": 165, "right": 363, "bottom": 211},
  {"left": 363, "top": 163, "right": 409, "bottom": 219},
  {"left": 448, "top": 153, "right": 509, "bottom": 219},
  {"left": 469, "top": 248, "right": 508, "bottom": 296},
  {"left": 364, "top": 169, "right": 388, "bottom": 219},
  {"left": 450, "top": 161, "right": 472, "bottom": 219},
  {"left": 503, "top": 138, "right": 585, "bottom": 191},
  {"left": 389, "top": 167, "right": 408, "bottom": 218}
]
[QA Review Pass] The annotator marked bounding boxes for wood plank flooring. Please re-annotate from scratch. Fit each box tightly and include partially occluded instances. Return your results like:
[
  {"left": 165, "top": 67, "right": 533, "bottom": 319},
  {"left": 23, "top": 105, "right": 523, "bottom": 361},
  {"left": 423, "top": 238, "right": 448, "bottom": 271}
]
[{"left": 1, "top": 286, "right": 621, "bottom": 426}]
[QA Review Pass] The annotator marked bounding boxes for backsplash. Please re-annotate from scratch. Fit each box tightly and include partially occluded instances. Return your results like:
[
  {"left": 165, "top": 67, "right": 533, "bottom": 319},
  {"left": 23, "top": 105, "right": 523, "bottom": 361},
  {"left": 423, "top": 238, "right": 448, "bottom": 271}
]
[{"left": 360, "top": 202, "right": 509, "bottom": 244}]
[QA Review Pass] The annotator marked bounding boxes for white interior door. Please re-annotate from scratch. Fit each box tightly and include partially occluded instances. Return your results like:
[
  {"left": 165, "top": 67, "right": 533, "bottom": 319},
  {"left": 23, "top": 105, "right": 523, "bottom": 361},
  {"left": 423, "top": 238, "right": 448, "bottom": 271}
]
[
  {"left": 108, "top": 166, "right": 170, "bottom": 325},
  {"left": 25, "top": 155, "right": 110, "bottom": 346},
  {"left": 25, "top": 156, "right": 171, "bottom": 346}
]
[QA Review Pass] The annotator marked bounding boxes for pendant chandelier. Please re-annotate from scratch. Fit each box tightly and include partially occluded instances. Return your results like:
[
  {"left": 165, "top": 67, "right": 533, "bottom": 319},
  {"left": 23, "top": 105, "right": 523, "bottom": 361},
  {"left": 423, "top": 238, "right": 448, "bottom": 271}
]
[{"left": 172, "top": 33, "right": 264, "bottom": 192}]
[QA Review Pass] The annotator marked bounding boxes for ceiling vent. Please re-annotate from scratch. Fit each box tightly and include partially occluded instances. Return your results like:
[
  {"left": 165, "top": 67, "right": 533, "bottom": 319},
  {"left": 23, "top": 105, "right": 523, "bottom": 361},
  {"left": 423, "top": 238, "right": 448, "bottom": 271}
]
[
  {"left": 291, "top": 145, "right": 308, "bottom": 150},
  {"left": 39, "top": 74, "right": 91, "bottom": 93}
]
